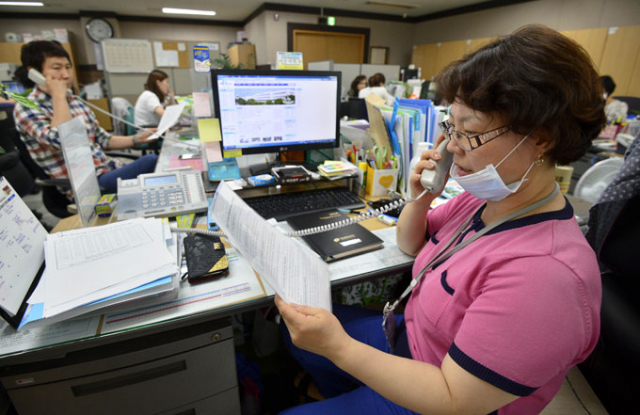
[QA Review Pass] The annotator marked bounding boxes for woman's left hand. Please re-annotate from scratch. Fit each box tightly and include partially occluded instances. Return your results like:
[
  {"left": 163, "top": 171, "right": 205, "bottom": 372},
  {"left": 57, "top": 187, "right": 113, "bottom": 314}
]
[{"left": 275, "top": 295, "right": 351, "bottom": 361}]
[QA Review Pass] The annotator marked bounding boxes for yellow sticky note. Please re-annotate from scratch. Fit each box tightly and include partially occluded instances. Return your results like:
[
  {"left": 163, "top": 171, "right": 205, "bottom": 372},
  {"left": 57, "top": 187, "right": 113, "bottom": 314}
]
[
  {"left": 197, "top": 118, "right": 221, "bottom": 143},
  {"left": 223, "top": 149, "right": 242, "bottom": 158}
]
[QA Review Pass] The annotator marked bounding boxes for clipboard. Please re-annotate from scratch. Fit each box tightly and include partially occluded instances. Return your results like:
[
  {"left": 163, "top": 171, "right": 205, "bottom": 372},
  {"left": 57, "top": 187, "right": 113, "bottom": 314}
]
[
  {"left": 0, "top": 177, "right": 48, "bottom": 329},
  {"left": 364, "top": 95, "right": 392, "bottom": 163}
]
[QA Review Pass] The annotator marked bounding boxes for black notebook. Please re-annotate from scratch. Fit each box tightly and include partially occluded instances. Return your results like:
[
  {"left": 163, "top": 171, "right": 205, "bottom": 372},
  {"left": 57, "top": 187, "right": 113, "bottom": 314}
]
[{"left": 287, "top": 210, "right": 384, "bottom": 262}]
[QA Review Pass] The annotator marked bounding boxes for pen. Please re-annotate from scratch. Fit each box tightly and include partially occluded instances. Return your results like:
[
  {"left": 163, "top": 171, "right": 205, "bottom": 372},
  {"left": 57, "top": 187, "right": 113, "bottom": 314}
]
[{"left": 378, "top": 214, "right": 397, "bottom": 226}]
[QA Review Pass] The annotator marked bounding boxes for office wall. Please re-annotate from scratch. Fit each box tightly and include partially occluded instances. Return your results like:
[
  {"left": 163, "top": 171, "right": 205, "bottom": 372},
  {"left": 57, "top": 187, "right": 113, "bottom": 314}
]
[
  {"left": 243, "top": 11, "right": 415, "bottom": 67},
  {"left": 412, "top": 0, "right": 640, "bottom": 44},
  {"left": 0, "top": 17, "right": 91, "bottom": 64},
  {"left": 118, "top": 21, "right": 238, "bottom": 55},
  {"left": 0, "top": 18, "right": 238, "bottom": 66},
  {"left": 243, "top": 12, "right": 268, "bottom": 66}
]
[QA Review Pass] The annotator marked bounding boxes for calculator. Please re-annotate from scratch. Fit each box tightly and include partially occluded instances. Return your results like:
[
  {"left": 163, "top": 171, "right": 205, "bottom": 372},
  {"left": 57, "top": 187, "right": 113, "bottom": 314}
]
[{"left": 116, "top": 169, "right": 208, "bottom": 221}]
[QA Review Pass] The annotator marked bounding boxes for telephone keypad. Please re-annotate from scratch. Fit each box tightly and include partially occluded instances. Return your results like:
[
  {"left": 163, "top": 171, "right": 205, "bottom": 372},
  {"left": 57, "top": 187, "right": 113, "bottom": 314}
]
[{"left": 142, "top": 188, "right": 188, "bottom": 208}]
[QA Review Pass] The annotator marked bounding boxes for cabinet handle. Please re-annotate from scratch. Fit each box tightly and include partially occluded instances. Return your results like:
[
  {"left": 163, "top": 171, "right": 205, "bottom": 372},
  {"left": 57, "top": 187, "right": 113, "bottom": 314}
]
[{"left": 71, "top": 360, "right": 186, "bottom": 396}]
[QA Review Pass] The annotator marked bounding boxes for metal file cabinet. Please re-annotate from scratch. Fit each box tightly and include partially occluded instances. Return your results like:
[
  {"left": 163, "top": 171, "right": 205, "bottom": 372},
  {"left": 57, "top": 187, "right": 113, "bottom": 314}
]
[{"left": 0, "top": 319, "right": 240, "bottom": 415}]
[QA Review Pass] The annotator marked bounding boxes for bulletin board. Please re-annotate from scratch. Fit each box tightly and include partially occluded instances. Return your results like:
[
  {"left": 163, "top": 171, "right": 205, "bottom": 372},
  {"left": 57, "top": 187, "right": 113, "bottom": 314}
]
[{"left": 153, "top": 41, "right": 190, "bottom": 69}]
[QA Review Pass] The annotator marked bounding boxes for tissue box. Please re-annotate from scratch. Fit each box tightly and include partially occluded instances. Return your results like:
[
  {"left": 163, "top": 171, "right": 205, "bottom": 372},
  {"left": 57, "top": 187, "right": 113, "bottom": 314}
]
[
  {"left": 95, "top": 194, "right": 116, "bottom": 217},
  {"left": 248, "top": 174, "right": 275, "bottom": 187}
]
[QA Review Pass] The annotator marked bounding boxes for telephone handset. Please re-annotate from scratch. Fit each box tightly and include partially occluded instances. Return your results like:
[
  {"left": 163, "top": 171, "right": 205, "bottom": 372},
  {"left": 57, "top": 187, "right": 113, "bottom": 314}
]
[
  {"left": 28, "top": 68, "right": 46, "bottom": 86},
  {"left": 420, "top": 139, "right": 454, "bottom": 193}
]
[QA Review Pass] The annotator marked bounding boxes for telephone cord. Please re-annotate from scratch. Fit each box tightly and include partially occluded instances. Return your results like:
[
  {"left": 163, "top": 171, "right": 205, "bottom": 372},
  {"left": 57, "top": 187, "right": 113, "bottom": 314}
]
[{"left": 75, "top": 96, "right": 164, "bottom": 140}]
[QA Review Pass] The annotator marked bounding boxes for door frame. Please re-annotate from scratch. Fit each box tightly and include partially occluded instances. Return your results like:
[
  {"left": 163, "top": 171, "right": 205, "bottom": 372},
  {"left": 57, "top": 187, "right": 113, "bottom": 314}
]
[{"left": 287, "top": 23, "right": 371, "bottom": 63}]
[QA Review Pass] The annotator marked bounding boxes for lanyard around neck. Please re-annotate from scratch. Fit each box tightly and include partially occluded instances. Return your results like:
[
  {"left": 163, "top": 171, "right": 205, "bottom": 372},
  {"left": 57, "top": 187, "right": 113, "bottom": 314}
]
[{"left": 388, "top": 184, "right": 560, "bottom": 311}]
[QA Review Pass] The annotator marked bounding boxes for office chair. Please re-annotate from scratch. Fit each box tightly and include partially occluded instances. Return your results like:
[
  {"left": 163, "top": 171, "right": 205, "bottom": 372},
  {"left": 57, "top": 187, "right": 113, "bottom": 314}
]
[
  {"left": 347, "top": 98, "right": 368, "bottom": 121},
  {"left": 0, "top": 149, "right": 33, "bottom": 197},
  {"left": 578, "top": 133, "right": 640, "bottom": 414},
  {"left": 3, "top": 104, "right": 140, "bottom": 218},
  {"left": 113, "top": 97, "right": 162, "bottom": 155}
]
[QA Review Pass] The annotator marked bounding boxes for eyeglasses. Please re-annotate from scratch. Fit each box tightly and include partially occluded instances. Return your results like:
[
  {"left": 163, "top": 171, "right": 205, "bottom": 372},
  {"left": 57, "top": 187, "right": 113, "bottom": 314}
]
[{"left": 440, "top": 120, "right": 511, "bottom": 151}]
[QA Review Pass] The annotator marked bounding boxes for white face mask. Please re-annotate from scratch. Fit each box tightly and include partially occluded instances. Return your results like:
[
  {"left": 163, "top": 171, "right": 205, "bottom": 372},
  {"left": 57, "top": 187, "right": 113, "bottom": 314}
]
[{"left": 450, "top": 134, "right": 536, "bottom": 201}]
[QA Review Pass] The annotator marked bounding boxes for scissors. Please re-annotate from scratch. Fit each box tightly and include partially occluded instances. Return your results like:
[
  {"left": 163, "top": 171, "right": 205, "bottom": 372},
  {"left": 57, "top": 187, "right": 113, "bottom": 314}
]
[{"left": 373, "top": 146, "right": 387, "bottom": 169}]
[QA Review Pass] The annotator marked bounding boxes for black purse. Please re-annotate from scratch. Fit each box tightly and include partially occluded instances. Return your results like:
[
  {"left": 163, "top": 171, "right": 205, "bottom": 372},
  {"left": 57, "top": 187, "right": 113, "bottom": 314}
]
[{"left": 183, "top": 234, "right": 229, "bottom": 284}]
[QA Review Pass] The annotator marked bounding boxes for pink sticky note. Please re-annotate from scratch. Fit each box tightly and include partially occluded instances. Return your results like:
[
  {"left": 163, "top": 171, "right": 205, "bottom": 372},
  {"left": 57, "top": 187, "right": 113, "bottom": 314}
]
[
  {"left": 168, "top": 156, "right": 204, "bottom": 171},
  {"left": 193, "top": 92, "right": 212, "bottom": 118},
  {"left": 204, "top": 141, "right": 223, "bottom": 163}
]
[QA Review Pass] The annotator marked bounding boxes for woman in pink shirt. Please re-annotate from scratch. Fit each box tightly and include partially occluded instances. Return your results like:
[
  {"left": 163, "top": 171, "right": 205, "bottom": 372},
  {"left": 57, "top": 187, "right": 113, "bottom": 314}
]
[{"left": 276, "top": 25, "right": 604, "bottom": 415}]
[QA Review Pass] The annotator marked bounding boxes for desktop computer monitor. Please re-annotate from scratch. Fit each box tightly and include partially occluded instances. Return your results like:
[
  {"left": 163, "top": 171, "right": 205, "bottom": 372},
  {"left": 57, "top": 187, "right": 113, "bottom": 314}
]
[{"left": 211, "top": 70, "right": 341, "bottom": 155}]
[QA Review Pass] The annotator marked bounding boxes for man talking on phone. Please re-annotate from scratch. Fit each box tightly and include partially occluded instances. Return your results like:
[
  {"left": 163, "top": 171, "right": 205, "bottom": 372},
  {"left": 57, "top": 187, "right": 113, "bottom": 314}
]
[{"left": 13, "top": 40, "right": 158, "bottom": 196}]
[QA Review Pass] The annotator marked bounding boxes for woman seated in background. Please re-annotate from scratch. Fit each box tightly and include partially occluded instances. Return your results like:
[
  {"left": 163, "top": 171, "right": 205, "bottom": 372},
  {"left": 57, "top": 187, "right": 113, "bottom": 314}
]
[
  {"left": 358, "top": 72, "right": 394, "bottom": 105},
  {"left": 134, "top": 69, "right": 176, "bottom": 127},
  {"left": 600, "top": 75, "right": 628, "bottom": 122},
  {"left": 346, "top": 75, "right": 367, "bottom": 99}
]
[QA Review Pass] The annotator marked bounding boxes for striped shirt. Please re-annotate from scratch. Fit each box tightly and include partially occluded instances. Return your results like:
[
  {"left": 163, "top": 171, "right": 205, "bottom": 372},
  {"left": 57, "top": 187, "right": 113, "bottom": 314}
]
[{"left": 13, "top": 88, "right": 123, "bottom": 187}]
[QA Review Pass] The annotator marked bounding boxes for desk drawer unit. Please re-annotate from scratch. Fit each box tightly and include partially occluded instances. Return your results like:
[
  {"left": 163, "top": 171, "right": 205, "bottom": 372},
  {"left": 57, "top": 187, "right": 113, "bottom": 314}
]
[{"left": 1, "top": 319, "right": 240, "bottom": 415}]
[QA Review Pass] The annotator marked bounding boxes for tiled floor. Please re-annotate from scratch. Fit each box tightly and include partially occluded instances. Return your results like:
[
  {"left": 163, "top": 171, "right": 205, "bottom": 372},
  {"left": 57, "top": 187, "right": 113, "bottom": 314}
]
[{"left": 22, "top": 191, "right": 62, "bottom": 231}]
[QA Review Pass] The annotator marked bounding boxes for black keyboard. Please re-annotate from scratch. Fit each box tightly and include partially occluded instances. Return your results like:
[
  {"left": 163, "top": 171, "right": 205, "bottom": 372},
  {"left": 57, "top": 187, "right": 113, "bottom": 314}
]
[{"left": 243, "top": 187, "right": 365, "bottom": 221}]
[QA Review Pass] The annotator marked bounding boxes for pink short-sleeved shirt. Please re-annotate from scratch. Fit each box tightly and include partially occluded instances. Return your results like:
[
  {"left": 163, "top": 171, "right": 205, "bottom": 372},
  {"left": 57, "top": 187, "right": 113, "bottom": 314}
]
[{"left": 404, "top": 192, "right": 601, "bottom": 415}]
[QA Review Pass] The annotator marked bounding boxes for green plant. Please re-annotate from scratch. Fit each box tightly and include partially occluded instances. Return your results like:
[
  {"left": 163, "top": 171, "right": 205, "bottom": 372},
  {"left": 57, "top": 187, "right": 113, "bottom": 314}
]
[
  {"left": 213, "top": 53, "right": 243, "bottom": 70},
  {"left": 0, "top": 82, "right": 38, "bottom": 110}
]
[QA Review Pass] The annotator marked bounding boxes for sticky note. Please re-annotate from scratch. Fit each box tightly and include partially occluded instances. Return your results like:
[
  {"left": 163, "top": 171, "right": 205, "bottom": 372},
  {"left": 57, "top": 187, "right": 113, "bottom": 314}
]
[
  {"left": 223, "top": 149, "right": 242, "bottom": 158},
  {"left": 197, "top": 118, "right": 221, "bottom": 142},
  {"left": 193, "top": 92, "right": 211, "bottom": 118},
  {"left": 204, "top": 141, "right": 223, "bottom": 163}
]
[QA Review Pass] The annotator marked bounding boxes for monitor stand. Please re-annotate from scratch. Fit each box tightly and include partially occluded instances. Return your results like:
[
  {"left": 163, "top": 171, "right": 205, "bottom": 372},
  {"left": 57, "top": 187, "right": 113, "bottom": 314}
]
[{"left": 248, "top": 152, "right": 287, "bottom": 176}]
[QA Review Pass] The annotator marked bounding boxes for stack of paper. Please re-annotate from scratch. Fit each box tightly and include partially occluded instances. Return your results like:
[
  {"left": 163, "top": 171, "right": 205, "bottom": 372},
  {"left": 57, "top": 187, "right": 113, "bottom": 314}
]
[
  {"left": 19, "top": 218, "right": 179, "bottom": 329},
  {"left": 318, "top": 160, "right": 358, "bottom": 180}
]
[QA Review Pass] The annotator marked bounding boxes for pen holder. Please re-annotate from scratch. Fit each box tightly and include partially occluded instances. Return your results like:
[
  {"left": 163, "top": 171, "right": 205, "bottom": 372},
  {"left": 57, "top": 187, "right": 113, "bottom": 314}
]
[{"left": 366, "top": 166, "right": 398, "bottom": 197}]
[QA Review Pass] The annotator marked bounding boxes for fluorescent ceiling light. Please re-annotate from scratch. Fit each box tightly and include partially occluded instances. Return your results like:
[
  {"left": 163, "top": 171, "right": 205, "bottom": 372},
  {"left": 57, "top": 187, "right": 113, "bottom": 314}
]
[
  {"left": 0, "top": 1, "right": 45, "bottom": 5},
  {"left": 162, "top": 7, "right": 216, "bottom": 16}
]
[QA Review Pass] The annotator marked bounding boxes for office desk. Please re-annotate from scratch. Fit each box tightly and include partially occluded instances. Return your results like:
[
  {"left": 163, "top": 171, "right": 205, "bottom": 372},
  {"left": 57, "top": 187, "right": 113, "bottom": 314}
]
[{"left": 0, "top": 209, "right": 413, "bottom": 415}]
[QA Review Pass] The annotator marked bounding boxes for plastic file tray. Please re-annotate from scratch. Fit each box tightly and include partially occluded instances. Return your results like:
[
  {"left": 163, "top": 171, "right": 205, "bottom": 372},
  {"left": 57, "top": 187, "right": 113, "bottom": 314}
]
[{"left": 208, "top": 158, "right": 241, "bottom": 181}]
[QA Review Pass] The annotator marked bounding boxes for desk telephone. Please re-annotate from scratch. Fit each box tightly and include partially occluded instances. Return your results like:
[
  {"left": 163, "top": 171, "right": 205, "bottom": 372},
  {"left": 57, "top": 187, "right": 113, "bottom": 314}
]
[
  {"left": 117, "top": 169, "right": 208, "bottom": 221},
  {"left": 173, "top": 140, "right": 454, "bottom": 238}
]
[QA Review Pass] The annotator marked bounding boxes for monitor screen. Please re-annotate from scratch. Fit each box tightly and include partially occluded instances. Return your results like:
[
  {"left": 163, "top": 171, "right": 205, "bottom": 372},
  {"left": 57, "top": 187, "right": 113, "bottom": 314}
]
[
  {"left": 145, "top": 174, "right": 177, "bottom": 186},
  {"left": 212, "top": 70, "right": 340, "bottom": 155},
  {"left": 3, "top": 81, "right": 25, "bottom": 95}
]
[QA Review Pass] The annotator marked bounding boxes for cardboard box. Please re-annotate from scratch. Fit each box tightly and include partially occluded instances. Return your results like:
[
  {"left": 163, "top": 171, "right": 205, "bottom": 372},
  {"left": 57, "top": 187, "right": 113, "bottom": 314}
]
[
  {"left": 95, "top": 194, "right": 116, "bottom": 217},
  {"left": 228, "top": 44, "right": 256, "bottom": 69}
]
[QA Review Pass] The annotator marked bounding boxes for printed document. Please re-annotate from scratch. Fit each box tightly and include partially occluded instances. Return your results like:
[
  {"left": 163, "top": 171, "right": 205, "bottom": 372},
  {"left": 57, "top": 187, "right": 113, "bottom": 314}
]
[
  {"left": 43, "top": 218, "right": 177, "bottom": 316},
  {"left": 149, "top": 102, "right": 185, "bottom": 140},
  {"left": 212, "top": 181, "right": 331, "bottom": 311},
  {"left": 0, "top": 178, "right": 48, "bottom": 316}
]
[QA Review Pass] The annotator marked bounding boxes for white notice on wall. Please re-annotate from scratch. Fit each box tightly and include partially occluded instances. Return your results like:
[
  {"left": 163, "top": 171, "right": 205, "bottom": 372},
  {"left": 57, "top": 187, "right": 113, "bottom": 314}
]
[
  {"left": 0, "top": 178, "right": 48, "bottom": 316},
  {"left": 102, "top": 39, "right": 154, "bottom": 73},
  {"left": 154, "top": 41, "right": 179, "bottom": 67}
]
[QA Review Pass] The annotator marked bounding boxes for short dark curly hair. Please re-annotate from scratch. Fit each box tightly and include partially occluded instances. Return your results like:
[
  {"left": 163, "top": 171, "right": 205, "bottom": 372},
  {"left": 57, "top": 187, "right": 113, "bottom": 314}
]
[{"left": 436, "top": 25, "right": 606, "bottom": 165}]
